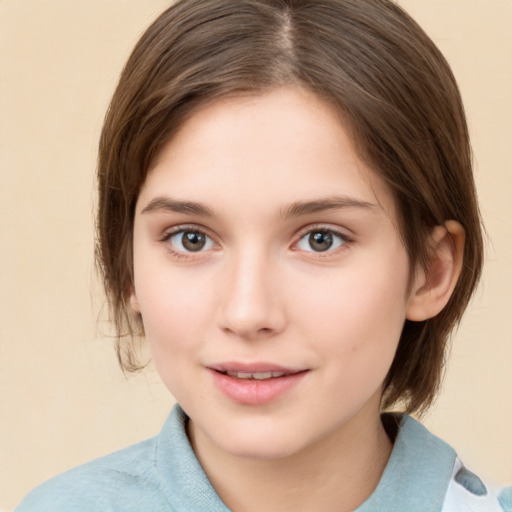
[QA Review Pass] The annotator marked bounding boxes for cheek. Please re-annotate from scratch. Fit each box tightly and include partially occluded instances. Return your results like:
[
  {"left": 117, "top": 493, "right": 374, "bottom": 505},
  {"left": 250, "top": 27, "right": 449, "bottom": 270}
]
[
  {"left": 134, "top": 270, "right": 214, "bottom": 357},
  {"left": 295, "top": 258, "right": 409, "bottom": 380},
  {"left": 135, "top": 276, "right": 212, "bottom": 399},
  {"left": 300, "top": 269, "right": 407, "bottom": 340}
]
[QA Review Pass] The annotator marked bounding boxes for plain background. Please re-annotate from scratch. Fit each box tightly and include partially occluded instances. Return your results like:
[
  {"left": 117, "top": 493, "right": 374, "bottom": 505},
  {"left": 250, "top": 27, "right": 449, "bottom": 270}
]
[{"left": 1, "top": 0, "right": 511, "bottom": 509}]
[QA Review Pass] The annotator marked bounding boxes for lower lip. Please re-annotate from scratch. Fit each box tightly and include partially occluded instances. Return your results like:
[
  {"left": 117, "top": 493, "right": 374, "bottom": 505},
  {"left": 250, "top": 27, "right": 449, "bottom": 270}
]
[{"left": 210, "top": 369, "right": 308, "bottom": 406}]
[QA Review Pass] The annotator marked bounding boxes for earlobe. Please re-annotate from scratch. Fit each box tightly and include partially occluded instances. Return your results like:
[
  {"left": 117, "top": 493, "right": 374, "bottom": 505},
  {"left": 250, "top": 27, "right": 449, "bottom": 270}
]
[
  {"left": 406, "top": 220, "right": 465, "bottom": 322},
  {"left": 129, "top": 290, "right": 141, "bottom": 314}
]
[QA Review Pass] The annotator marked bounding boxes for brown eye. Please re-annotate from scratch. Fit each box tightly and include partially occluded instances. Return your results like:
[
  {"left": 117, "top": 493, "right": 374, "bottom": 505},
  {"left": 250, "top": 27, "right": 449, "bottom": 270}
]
[
  {"left": 182, "top": 231, "right": 206, "bottom": 251},
  {"left": 309, "top": 231, "right": 333, "bottom": 252},
  {"left": 168, "top": 230, "right": 214, "bottom": 253},
  {"left": 296, "top": 229, "right": 347, "bottom": 253}
]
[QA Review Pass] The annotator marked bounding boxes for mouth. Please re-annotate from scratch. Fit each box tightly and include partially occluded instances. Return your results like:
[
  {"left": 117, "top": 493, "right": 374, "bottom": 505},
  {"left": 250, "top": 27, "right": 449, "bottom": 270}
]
[
  {"left": 208, "top": 363, "right": 309, "bottom": 405},
  {"left": 217, "top": 370, "right": 299, "bottom": 380},
  {"left": 209, "top": 362, "right": 307, "bottom": 379}
]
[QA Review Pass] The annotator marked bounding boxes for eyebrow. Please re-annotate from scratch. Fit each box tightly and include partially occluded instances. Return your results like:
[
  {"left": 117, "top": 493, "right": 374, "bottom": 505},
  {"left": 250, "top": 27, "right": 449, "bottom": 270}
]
[
  {"left": 140, "top": 195, "right": 377, "bottom": 218},
  {"left": 281, "top": 196, "right": 377, "bottom": 218},
  {"left": 141, "top": 196, "right": 213, "bottom": 217}
]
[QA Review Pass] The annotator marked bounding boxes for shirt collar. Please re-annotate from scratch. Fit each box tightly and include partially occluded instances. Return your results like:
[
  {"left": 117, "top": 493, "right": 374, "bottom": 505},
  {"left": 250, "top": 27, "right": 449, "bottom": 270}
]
[
  {"left": 156, "top": 405, "right": 456, "bottom": 512},
  {"left": 356, "top": 414, "right": 456, "bottom": 511},
  {"left": 156, "top": 404, "right": 230, "bottom": 511}
]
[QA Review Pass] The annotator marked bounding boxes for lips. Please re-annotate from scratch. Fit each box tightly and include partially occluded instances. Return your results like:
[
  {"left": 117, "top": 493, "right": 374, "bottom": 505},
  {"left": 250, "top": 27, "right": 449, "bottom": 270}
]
[
  {"left": 208, "top": 362, "right": 308, "bottom": 405},
  {"left": 223, "top": 370, "right": 288, "bottom": 380}
]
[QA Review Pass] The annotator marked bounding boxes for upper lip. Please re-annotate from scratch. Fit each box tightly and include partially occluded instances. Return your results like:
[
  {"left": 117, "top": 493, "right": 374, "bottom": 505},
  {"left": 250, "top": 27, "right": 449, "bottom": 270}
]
[{"left": 208, "top": 362, "right": 306, "bottom": 374}]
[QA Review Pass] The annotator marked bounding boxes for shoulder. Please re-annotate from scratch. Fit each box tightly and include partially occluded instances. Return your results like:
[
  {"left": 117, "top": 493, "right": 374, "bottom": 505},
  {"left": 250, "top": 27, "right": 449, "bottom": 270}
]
[
  {"left": 396, "top": 416, "right": 511, "bottom": 512},
  {"left": 15, "top": 437, "right": 171, "bottom": 512},
  {"left": 14, "top": 404, "right": 227, "bottom": 512},
  {"left": 359, "top": 414, "right": 511, "bottom": 512}
]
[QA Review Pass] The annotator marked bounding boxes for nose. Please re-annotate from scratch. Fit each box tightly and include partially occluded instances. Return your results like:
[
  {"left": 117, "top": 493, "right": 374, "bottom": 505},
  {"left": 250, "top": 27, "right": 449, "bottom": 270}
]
[{"left": 216, "top": 249, "right": 287, "bottom": 340}]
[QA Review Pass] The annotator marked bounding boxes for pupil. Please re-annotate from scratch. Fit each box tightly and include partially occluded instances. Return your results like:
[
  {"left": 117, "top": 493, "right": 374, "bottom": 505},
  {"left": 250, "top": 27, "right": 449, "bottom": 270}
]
[
  {"left": 309, "top": 231, "right": 333, "bottom": 252},
  {"left": 182, "top": 231, "right": 206, "bottom": 251}
]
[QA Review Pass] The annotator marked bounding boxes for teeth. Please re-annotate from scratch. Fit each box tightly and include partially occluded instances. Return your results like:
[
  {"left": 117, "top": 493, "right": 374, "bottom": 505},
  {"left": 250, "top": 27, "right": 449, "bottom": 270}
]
[{"left": 225, "top": 371, "right": 286, "bottom": 380}]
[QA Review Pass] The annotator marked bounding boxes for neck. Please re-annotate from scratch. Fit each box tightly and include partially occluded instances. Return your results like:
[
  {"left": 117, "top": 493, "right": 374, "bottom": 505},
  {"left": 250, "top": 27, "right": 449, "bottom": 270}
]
[{"left": 188, "top": 403, "right": 393, "bottom": 512}]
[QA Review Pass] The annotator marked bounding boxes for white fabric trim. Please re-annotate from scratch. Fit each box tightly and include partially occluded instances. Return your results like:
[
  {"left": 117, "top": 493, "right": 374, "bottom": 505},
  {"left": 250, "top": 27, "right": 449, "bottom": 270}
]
[{"left": 441, "top": 458, "right": 507, "bottom": 512}]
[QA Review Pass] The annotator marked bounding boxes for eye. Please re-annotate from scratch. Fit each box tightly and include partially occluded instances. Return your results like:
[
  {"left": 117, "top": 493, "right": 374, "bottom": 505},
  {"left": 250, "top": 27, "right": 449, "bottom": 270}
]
[
  {"left": 166, "top": 229, "right": 216, "bottom": 253},
  {"left": 296, "top": 229, "right": 347, "bottom": 253}
]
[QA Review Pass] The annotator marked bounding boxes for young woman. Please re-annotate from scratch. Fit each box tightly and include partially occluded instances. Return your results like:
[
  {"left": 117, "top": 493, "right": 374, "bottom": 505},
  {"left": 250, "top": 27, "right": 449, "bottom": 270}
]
[{"left": 16, "top": 1, "right": 511, "bottom": 510}]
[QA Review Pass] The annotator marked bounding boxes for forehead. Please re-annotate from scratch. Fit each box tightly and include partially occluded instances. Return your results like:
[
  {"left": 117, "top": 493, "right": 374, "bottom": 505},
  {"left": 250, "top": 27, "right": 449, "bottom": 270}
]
[{"left": 138, "top": 87, "right": 396, "bottom": 222}]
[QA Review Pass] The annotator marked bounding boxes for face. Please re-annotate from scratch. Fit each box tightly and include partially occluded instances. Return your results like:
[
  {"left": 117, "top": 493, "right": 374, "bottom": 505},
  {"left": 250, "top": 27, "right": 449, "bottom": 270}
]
[{"left": 131, "top": 87, "right": 416, "bottom": 460}]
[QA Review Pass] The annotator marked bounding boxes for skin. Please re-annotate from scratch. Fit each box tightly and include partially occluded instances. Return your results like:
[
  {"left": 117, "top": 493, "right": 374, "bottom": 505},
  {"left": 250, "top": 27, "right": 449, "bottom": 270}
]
[{"left": 130, "top": 87, "right": 464, "bottom": 512}]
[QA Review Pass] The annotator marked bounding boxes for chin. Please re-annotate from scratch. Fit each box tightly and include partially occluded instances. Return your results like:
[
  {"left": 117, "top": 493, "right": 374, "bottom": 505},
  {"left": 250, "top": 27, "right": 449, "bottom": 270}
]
[
  {"left": 212, "top": 422, "right": 312, "bottom": 461},
  {"left": 222, "top": 438, "right": 303, "bottom": 460}
]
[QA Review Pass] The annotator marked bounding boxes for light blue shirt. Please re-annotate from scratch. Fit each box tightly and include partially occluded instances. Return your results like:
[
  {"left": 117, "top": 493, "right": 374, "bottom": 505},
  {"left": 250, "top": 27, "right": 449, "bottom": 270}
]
[{"left": 16, "top": 404, "right": 511, "bottom": 511}]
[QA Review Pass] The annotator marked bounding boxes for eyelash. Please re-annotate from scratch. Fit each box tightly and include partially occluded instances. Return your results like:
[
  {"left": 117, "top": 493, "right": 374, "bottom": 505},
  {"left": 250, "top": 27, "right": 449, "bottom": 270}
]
[
  {"left": 293, "top": 225, "right": 353, "bottom": 257},
  {"left": 160, "top": 224, "right": 353, "bottom": 260},
  {"left": 160, "top": 225, "right": 216, "bottom": 260}
]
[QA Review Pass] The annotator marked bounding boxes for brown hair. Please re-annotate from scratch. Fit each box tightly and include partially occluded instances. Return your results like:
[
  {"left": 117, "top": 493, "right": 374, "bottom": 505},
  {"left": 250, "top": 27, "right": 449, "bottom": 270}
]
[{"left": 96, "top": 0, "right": 483, "bottom": 414}]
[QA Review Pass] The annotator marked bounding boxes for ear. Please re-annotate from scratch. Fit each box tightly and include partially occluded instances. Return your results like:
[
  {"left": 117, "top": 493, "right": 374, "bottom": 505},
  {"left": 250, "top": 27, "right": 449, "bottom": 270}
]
[
  {"left": 129, "top": 288, "right": 141, "bottom": 314},
  {"left": 406, "top": 220, "right": 465, "bottom": 321}
]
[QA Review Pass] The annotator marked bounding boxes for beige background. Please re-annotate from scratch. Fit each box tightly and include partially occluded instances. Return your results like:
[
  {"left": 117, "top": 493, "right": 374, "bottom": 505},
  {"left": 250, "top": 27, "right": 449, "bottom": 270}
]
[{"left": 0, "top": 0, "right": 511, "bottom": 509}]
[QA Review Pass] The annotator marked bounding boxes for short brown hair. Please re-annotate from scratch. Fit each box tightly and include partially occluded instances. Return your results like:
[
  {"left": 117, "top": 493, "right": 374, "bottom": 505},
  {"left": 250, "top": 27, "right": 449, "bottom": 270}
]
[{"left": 96, "top": 0, "right": 483, "bottom": 414}]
